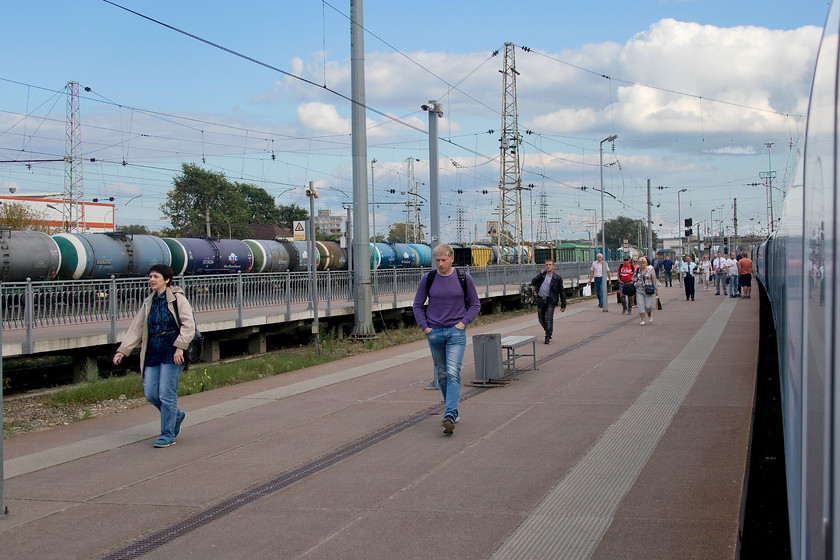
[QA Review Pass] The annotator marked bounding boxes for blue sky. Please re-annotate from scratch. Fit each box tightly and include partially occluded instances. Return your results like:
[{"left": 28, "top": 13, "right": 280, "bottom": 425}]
[{"left": 0, "top": 0, "right": 832, "bottom": 242}]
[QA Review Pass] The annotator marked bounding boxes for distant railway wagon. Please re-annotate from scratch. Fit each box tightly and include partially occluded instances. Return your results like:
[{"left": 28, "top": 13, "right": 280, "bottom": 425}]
[
  {"left": 0, "top": 231, "right": 566, "bottom": 282},
  {"left": 0, "top": 230, "right": 61, "bottom": 282},
  {"left": 555, "top": 243, "right": 591, "bottom": 263}
]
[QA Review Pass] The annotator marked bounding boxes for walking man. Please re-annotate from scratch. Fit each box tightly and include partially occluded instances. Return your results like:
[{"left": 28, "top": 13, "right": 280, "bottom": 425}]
[
  {"left": 662, "top": 254, "right": 674, "bottom": 287},
  {"left": 531, "top": 260, "right": 567, "bottom": 344},
  {"left": 713, "top": 251, "right": 727, "bottom": 295},
  {"left": 618, "top": 256, "right": 636, "bottom": 314},
  {"left": 587, "top": 253, "right": 611, "bottom": 308},
  {"left": 413, "top": 244, "right": 481, "bottom": 436},
  {"left": 681, "top": 255, "right": 698, "bottom": 301}
]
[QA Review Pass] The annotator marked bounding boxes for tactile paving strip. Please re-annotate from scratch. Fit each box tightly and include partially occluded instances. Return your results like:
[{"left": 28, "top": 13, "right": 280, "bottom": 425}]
[{"left": 491, "top": 299, "right": 736, "bottom": 560}]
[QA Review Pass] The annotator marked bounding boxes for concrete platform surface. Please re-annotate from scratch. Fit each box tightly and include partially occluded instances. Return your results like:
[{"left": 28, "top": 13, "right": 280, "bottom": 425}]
[{"left": 1, "top": 288, "right": 758, "bottom": 559}]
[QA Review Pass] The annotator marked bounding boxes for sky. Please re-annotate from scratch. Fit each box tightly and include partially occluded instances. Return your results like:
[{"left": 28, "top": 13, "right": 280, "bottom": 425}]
[{"left": 0, "top": 0, "right": 833, "bottom": 244}]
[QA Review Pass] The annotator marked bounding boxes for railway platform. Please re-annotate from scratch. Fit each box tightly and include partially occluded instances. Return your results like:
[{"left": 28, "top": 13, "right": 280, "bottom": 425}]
[{"left": 1, "top": 287, "right": 758, "bottom": 559}]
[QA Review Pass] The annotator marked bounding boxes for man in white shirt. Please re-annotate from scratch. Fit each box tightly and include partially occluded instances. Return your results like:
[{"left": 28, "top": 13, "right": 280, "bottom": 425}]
[
  {"left": 712, "top": 251, "right": 727, "bottom": 295},
  {"left": 725, "top": 253, "right": 739, "bottom": 297},
  {"left": 587, "top": 253, "right": 611, "bottom": 308}
]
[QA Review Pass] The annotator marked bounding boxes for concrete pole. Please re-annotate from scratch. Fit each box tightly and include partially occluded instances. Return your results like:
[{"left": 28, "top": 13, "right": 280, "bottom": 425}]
[
  {"left": 350, "top": 0, "right": 374, "bottom": 337},
  {"left": 646, "top": 179, "right": 653, "bottom": 258},
  {"left": 599, "top": 135, "right": 617, "bottom": 312},
  {"left": 0, "top": 319, "right": 6, "bottom": 517},
  {"left": 425, "top": 101, "right": 442, "bottom": 248},
  {"left": 308, "top": 181, "right": 321, "bottom": 357}
]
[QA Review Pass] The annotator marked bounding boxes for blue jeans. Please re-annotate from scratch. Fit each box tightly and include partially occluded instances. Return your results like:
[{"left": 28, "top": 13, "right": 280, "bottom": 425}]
[
  {"left": 143, "top": 362, "right": 184, "bottom": 442},
  {"left": 593, "top": 277, "right": 603, "bottom": 306},
  {"left": 426, "top": 326, "right": 466, "bottom": 420},
  {"left": 536, "top": 298, "right": 556, "bottom": 338},
  {"left": 728, "top": 275, "right": 738, "bottom": 297}
]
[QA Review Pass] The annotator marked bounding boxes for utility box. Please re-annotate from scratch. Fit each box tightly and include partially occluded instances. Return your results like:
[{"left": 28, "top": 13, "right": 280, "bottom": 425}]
[{"left": 473, "top": 333, "right": 504, "bottom": 382}]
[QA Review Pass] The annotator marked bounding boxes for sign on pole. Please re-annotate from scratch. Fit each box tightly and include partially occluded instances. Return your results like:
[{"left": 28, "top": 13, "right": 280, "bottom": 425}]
[{"left": 293, "top": 220, "right": 306, "bottom": 241}]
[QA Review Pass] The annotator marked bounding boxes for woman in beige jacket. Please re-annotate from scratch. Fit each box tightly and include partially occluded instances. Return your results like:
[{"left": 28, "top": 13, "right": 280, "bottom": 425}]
[{"left": 113, "top": 264, "right": 196, "bottom": 448}]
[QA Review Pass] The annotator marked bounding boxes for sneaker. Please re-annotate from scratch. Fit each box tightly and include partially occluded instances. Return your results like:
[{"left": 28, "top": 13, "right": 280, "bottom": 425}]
[
  {"left": 639, "top": 321, "right": 646, "bottom": 325},
  {"left": 442, "top": 416, "right": 455, "bottom": 435},
  {"left": 544, "top": 336, "right": 551, "bottom": 345},
  {"left": 153, "top": 438, "right": 175, "bottom": 448},
  {"left": 174, "top": 411, "right": 186, "bottom": 439},
  {"left": 648, "top": 318, "right": 654, "bottom": 324}
]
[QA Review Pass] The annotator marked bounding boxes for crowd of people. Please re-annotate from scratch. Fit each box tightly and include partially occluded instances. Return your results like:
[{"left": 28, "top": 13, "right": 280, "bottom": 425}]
[{"left": 582, "top": 248, "right": 754, "bottom": 327}]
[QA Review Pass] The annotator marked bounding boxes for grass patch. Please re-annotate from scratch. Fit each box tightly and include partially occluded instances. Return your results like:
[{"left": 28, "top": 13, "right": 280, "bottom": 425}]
[{"left": 41, "top": 303, "right": 540, "bottom": 407}]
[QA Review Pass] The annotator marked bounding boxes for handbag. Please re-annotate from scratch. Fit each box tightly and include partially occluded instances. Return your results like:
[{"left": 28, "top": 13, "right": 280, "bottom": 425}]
[
  {"left": 645, "top": 285, "right": 656, "bottom": 295},
  {"left": 622, "top": 283, "right": 636, "bottom": 296},
  {"left": 172, "top": 294, "right": 204, "bottom": 364},
  {"left": 656, "top": 296, "right": 663, "bottom": 310}
]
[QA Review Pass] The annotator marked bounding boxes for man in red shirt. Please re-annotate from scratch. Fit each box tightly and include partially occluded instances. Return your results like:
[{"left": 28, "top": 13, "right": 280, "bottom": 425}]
[{"left": 737, "top": 253, "right": 754, "bottom": 299}]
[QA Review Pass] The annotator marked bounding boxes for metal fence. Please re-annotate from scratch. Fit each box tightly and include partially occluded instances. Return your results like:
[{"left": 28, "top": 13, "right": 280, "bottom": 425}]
[{"left": 1, "top": 261, "right": 608, "bottom": 334}]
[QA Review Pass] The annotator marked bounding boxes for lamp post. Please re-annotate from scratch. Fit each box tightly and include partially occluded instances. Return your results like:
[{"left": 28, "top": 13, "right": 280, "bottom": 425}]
[
  {"left": 599, "top": 134, "right": 617, "bottom": 312},
  {"left": 677, "top": 188, "right": 687, "bottom": 257}
]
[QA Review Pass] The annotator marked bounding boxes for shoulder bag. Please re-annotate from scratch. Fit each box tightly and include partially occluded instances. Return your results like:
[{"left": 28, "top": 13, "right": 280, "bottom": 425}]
[{"left": 172, "top": 294, "right": 204, "bottom": 364}]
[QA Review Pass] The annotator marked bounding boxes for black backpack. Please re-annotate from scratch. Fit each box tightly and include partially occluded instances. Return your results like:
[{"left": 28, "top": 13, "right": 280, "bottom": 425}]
[{"left": 425, "top": 268, "right": 470, "bottom": 309}]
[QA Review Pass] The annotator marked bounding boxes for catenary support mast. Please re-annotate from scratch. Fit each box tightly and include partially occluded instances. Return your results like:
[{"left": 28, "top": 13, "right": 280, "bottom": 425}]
[{"left": 498, "top": 43, "right": 523, "bottom": 257}]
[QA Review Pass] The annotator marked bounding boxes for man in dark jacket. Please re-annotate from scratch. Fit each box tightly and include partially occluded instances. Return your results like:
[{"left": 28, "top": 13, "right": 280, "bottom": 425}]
[{"left": 531, "top": 260, "right": 567, "bottom": 344}]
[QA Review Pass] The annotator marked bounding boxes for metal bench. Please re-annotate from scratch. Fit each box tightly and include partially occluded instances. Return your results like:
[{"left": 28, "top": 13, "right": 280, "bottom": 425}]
[{"left": 501, "top": 335, "right": 537, "bottom": 379}]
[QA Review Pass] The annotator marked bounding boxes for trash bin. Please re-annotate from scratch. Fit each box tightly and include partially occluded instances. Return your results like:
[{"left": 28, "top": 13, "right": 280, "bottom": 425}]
[{"left": 472, "top": 333, "right": 504, "bottom": 381}]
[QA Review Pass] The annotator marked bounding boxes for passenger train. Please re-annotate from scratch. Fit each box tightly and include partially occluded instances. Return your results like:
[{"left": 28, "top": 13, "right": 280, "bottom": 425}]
[{"left": 753, "top": 2, "right": 840, "bottom": 557}]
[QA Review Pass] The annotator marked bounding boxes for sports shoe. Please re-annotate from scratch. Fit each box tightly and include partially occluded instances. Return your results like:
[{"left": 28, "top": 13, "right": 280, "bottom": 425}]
[
  {"left": 153, "top": 438, "right": 175, "bottom": 448},
  {"left": 174, "top": 411, "right": 186, "bottom": 439},
  {"left": 544, "top": 336, "right": 551, "bottom": 345},
  {"left": 639, "top": 321, "right": 646, "bottom": 325},
  {"left": 442, "top": 416, "right": 455, "bottom": 435},
  {"left": 648, "top": 318, "right": 654, "bottom": 324},
  {"left": 442, "top": 414, "right": 460, "bottom": 425}
]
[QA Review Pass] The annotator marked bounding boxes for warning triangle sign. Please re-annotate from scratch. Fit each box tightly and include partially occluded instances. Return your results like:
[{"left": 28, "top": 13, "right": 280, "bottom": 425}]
[{"left": 295, "top": 223, "right": 304, "bottom": 231}]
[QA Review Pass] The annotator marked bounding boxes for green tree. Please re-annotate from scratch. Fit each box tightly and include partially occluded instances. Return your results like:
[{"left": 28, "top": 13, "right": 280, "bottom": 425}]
[
  {"left": 276, "top": 203, "right": 309, "bottom": 230},
  {"left": 160, "top": 163, "right": 250, "bottom": 238},
  {"left": 120, "top": 224, "right": 151, "bottom": 235},
  {"left": 238, "top": 182, "right": 281, "bottom": 224},
  {"left": 387, "top": 222, "right": 424, "bottom": 243},
  {"left": 596, "top": 216, "right": 659, "bottom": 250}
]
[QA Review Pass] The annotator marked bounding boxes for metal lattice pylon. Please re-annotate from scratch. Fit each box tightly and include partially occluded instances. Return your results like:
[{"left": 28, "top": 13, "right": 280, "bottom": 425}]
[
  {"left": 498, "top": 43, "right": 523, "bottom": 255},
  {"left": 64, "top": 81, "right": 84, "bottom": 232},
  {"left": 404, "top": 157, "right": 422, "bottom": 242},
  {"left": 536, "top": 190, "right": 549, "bottom": 243}
]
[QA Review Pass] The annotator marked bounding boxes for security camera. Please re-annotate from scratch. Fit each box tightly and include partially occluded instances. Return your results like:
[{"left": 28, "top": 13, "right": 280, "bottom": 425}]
[{"left": 421, "top": 104, "right": 431, "bottom": 111}]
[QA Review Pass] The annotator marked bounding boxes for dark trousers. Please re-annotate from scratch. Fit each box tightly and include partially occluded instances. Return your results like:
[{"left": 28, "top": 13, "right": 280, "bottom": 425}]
[
  {"left": 684, "top": 275, "right": 695, "bottom": 300},
  {"left": 663, "top": 270, "right": 672, "bottom": 286},
  {"left": 537, "top": 297, "right": 556, "bottom": 338}
]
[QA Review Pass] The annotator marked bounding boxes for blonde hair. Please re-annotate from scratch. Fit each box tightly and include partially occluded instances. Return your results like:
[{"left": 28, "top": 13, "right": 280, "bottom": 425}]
[{"left": 432, "top": 243, "right": 454, "bottom": 258}]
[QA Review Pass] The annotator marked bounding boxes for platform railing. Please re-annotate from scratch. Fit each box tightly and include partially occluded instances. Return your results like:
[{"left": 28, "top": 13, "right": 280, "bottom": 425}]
[{"left": 1, "top": 260, "right": 617, "bottom": 337}]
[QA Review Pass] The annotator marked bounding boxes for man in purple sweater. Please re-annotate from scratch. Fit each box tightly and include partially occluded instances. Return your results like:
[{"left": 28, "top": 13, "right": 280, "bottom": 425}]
[{"left": 413, "top": 244, "right": 481, "bottom": 436}]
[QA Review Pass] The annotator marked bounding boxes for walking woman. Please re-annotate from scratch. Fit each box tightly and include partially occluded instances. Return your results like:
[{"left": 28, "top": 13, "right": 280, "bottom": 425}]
[
  {"left": 113, "top": 264, "right": 196, "bottom": 448},
  {"left": 699, "top": 254, "right": 712, "bottom": 291},
  {"left": 633, "top": 256, "right": 660, "bottom": 325}
]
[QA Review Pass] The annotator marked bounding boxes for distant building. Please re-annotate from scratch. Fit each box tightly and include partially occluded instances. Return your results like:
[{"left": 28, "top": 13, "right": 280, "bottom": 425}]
[
  {"left": 248, "top": 224, "right": 293, "bottom": 240},
  {"left": 314, "top": 209, "right": 347, "bottom": 237}
]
